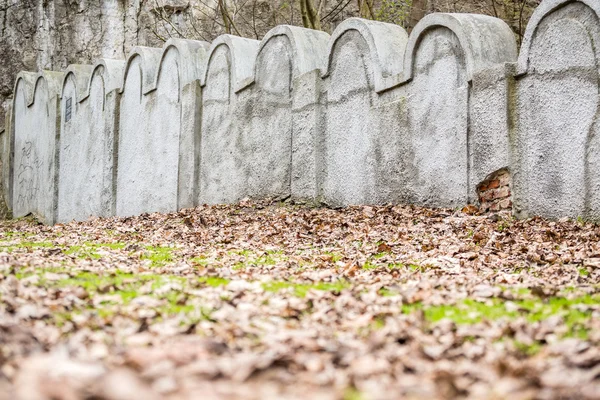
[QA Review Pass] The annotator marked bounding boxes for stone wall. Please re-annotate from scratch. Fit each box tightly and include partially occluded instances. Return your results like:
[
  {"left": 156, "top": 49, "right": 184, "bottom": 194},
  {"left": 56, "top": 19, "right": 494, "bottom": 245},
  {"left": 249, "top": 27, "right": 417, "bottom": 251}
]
[
  {"left": 116, "top": 40, "right": 208, "bottom": 217},
  {"left": 511, "top": 0, "right": 600, "bottom": 221},
  {"left": 4, "top": 0, "right": 600, "bottom": 223},
  {"left": 11, "top": 72, "right": 63, "bottom": 225},
  {"left": 58, "top": 61, "right": 124, "bottom": 223}
]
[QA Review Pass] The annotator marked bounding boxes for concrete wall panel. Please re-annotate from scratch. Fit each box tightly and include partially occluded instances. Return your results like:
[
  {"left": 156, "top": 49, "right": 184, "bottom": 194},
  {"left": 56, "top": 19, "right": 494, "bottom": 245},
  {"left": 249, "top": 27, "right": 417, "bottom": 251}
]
[
  {"left": 407, "top": 27, "right": 469, "bottom": 208},
  {"left": 57, "top": 61, "right": 124, "bottom": 223},
  {"left": 12, "top": 71, "right": 63, "bottom": 224},
  {"left": 244, "top": 34, "right": 293, "bottom": 200},
  {"left": 512, "top": 1, "right": 600, "bottom": 220},
  {"left": 116, "top": 48, "right": 162, "bottom": 217},
  {"left": 323, "top": 32, "right": 376, "bottom": 206},
  {"left": 199, "top": 39, "right": 249, "bottom": 204},
  {"left": 261, "top": 26, "right": 329, "bottom": 201},
  {"left": 14, "top": 1, "right": 600, "bottom": 224},
  {"left": 320, "top": 19, "right": 407, "bottom": 207},
  {"left": 117, "top": 40, "right": 208, "bottom": 217}
]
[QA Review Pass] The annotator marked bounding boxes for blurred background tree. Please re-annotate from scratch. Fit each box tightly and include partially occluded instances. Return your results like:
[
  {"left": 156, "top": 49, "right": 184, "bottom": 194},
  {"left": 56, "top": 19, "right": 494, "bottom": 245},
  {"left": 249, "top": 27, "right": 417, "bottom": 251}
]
[{"left": 148, "top": 0, "right": 540, "bottom": 44}]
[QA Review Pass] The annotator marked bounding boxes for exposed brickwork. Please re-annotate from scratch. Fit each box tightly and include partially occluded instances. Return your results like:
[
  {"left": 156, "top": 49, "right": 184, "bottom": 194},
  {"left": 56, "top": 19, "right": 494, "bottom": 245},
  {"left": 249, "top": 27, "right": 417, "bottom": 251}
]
[{"left": 478, "top": 169, "right": 511, "bottom": 213}]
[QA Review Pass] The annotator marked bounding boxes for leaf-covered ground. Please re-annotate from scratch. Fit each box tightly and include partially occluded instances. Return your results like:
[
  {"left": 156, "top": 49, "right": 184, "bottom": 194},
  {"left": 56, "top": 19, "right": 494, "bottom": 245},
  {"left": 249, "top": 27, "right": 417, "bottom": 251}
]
[{"left": 0, "top": 201, "right": 599, "bottom": 399}]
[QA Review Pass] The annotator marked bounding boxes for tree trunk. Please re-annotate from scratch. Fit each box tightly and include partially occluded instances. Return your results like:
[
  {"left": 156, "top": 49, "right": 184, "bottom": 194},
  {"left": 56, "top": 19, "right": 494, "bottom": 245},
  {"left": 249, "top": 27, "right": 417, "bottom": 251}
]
[
  {"left": 408, "top": 0, "right": 428, "bottom": 30},
  {"left": 357, "top": 0, "right": 374, "bottom": 19},
  {"left": 300, "top": 0, "right": 322, "bottom": 30},
  {"left": 218, "top": 0, "right": 232, "bottom": 34}
]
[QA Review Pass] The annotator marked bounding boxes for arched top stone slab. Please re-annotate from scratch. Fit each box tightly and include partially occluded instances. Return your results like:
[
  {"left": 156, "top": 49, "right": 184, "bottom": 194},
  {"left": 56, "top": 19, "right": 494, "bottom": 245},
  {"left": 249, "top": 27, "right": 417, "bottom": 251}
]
[
  {"left": 404, "top": 13, "right": 517, "bottom": 83},
  {"left": 324, "top": 18, "right": 408, "bottom": 93},
  {"left": 201, "top": 34, "right": 260, "bottom": 93},
  {"left": 120, "top": 46, "right": 163, "bottom": 95},
  {"left": 152, "top": 38, "right": 210, "bottom": 90},
  {"left": 252, "top": 25, "right": 330, "bottom": 82},
  {"left": 64, "top": 60, "right": 126, "bottom": 102},
  {"left": 14, "top": 70, "right": 65, "bottom": 107},
  {"left": 13, "top": 72, "right": 37, "bottom": 107},
  {"left": 85, "top": 59, "right": 126, "bottom": 100},
  {"left": 516, "top": 0, "right": 600, "bottom": 75},
  {"left": 61, "top": 65, "right": 94, "bottom": 102}
]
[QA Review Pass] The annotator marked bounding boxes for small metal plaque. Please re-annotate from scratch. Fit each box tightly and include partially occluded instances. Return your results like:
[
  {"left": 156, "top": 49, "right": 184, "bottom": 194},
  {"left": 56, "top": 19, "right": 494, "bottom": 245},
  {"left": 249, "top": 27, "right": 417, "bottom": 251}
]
[{"left": 65, "top": 97, "right": 72, "bottom": 122}]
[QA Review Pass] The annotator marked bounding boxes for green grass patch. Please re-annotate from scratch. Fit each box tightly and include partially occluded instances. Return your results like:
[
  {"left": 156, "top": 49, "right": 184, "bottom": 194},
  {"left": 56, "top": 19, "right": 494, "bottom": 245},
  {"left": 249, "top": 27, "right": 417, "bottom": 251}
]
[
  {"left": 0, "top": 240, "right": 55, "bottom": 251},
  {"left": 142, "top": 246, "right": 175, "bottom": 267},
  {"left": 362, "top": 260, "right": 378, "bottom": 270},
  {"left": 198, "top": 276, "right": 230, "bottom": 287},
  {"left": 12, "top": 267, "right": 221, "bottom": 322},
  {"left": 262, "top": 280, "right": 348, "bottom": 297},
  {"left": 53, "top": 271, "right": 145, "bottom": 301},
  {"left": 401, "top": 294, "right": 599, "bottom": 339},
  {"left": 0, "top": 231, "right": 36, "bottom": 240},
  {"left": 65, "top": 245, "right": 101, "bottom": 260},
  {"left": 579, "top": 268, "right": 590, "bottom": 277},
  {"left": 343, "top": 388, "right": 365, "bottom": 400},
  {"left": 225, "top": 249, "right": 288, "bottom": 269},
  {"left": 514, "top": 340, "right": 543, "bottom": 356},
  {"left": 36, "top": 270, "right": 183, "bottom": 302},
  {"left": 190, "top": 256, "right": 211, "bottom": 267},
  {"left": 379, "top": 287, "right": 401, "bottom": 297},
  {"left": 60, "top": 241, "right": 127, "bottom": 260}
]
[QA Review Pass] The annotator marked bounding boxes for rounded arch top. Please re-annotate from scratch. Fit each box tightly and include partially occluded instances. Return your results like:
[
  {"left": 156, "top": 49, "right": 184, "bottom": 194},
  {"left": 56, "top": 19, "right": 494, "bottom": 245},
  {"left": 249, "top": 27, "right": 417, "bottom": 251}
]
[
  {"left": 253, "top": 25, "right": 330, "bottom": 82},
  {"left": 13, "top": 72, "right": 37, "bottom": 107},
  {"left": 404, "top": 13, "right": 518, "bottom": 83},
  {"left": 324, "top": 18, "right": 408, "bottom": 93},
  {"left": 61, "top": 65, "right": 94, "bottom": 102},
  {"left": 120, "top": 46, "right": 163, "bottom": 95},
  {"left": 201, "top": 34, "right": 260, "bottom": 93},
  {"left": 88, "top": 59, "right": 126, "bottom": 99},
  {"left": 68, "top": 59, "right": 126, "bottom": 103},
  {"left": 152, "top": 38, "right": 211, "bottom": 91},
  {"left": 516, "top": 0, "right": 600, "bottom": 75},
  {"left": 14, "top": 70, "right": 64, "bottom": 108}
]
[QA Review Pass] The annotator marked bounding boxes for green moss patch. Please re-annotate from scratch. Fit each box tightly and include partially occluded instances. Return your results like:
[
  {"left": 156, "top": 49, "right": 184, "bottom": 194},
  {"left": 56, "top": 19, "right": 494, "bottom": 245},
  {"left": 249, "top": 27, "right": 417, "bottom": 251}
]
[{"left": 402, "top": 295, "right": 599, "bottom": 339}]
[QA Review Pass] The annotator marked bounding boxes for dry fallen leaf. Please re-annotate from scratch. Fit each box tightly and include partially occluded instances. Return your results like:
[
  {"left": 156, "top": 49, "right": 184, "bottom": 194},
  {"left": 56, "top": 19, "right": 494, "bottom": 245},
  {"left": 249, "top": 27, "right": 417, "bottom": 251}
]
[{"left": 0, "top": 201, "right": 597, "bottom": 399}]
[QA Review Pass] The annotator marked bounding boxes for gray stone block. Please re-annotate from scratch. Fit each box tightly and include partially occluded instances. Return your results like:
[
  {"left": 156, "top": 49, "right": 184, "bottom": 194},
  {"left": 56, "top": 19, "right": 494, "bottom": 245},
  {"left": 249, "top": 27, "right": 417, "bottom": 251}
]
[
  {"left": 12, "top": 71, "right": 64, "bottom": 225},
  {"left": 319, "top": 19, "right": 408, "bottom": 207},
  {"left": 58, "top": 61, "right": 124, "bottom": 223},
  {"left": 116, "top": 40, "right": 209, "bottom": 217},
  {"left": 511, "top": 0, "right": 600, "bottom": 220},
  {"left": 10, "top": 0, "right": 600, "bottom": 224},
  {"left": 199, "top": 35, "right": 260, "bottom": 204},
  {"left": 319, "top": 15, "right": 516, "bottom": 208},
  {"left": 199, "top": 28, "right": 329, "bottom": 204}
]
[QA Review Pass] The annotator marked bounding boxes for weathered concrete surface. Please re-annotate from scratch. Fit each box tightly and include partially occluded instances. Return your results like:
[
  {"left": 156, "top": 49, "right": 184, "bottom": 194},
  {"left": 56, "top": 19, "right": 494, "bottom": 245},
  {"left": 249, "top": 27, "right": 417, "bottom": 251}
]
[
  {"left": 320, "top": 19, "right": 408, "bottom": 207},
  {"left": 247, "top": 26, "right": 329, "bottom": 202},
  {"left": 198, "top": 35, "right": 260, "bottom": 204},
  {"left": 0, "top": 104, "right": 13, "bottom": 217},
  {"left": 319, "top": 15, "right": 516, "bottom": 208},
  {"left": 12, "top": 0, "right": 600, "bottom": 224},
  {"left": 12, "top": 71, "right": 64, "bottom": 225},
  {"left": 57, "top": 61, "right": 124, "bottom": 223},
  {"left": 116, "top": 39, "right": 208, "bottom": 217},
  {"left": 198, "top": 26, "right": 328, "bottom": 204},
  {"left": 404, "top": 14, "right": 517, "bottom": 207},
  {"left": 153, "top": 39, "right": 209, "bottom": 211},
  {"left": 512, "top": 0, "right": 600, "bottom": 220},
  {"left": 403, "top": 13, "right": 519, "bottom": 84},
  {"left": 291, "top": 69, "right": 325, "bottom": 201},
  {"left": 468, "top": 64, "right": 513, "bottom": 202},
  {"left": 116, "top": 47, "right": 163, "bottom": 217},
  {"left": 406, "top": 25, "right": 469, "bottom": 208}
]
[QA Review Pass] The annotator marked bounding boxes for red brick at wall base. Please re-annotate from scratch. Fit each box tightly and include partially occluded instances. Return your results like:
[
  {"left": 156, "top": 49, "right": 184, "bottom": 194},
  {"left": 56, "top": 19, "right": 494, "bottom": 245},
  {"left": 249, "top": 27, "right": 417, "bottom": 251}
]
[{"left": 477, "top": 169, "right": 511, "bottom": 213}]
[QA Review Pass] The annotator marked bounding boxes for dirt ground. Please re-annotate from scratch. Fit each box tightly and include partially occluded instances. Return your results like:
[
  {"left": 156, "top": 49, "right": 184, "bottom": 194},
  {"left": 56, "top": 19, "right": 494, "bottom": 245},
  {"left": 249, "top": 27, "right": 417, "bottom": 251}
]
[{"left": 0, "top": 201, "right": 599, "bottom": 399}]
